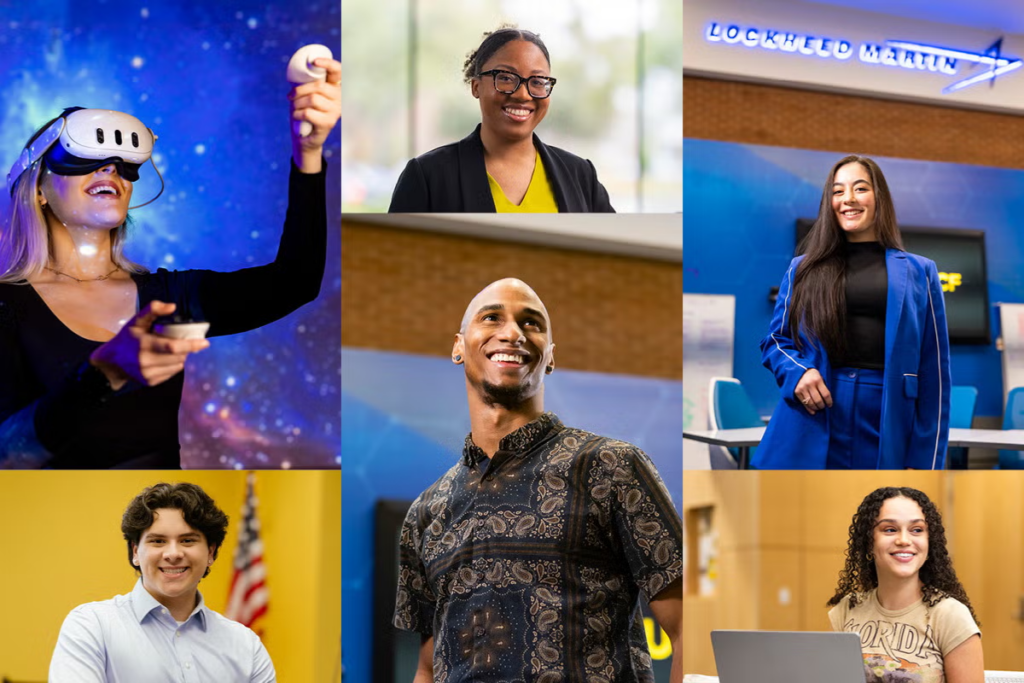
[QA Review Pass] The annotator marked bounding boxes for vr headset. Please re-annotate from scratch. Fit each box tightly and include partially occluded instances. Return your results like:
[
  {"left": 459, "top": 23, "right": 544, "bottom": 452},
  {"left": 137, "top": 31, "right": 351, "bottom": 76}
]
[{"left": 7, "top": 107, "right": 164, "bottom": 208}]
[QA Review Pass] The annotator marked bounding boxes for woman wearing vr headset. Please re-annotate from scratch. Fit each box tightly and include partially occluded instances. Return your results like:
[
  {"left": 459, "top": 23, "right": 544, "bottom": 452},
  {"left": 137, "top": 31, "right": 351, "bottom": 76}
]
[
  {"left": 388, "top": 26, "right": 614, "bottom": 213},
  {"left": 0, "top": 57, "right": 341, "bottom": 469}
]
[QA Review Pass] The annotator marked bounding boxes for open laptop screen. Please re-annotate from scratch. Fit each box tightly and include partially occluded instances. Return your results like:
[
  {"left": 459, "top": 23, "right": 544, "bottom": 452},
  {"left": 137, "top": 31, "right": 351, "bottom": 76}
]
[{"left": 712, "top": 630, "right": 865, "bottom": 683}]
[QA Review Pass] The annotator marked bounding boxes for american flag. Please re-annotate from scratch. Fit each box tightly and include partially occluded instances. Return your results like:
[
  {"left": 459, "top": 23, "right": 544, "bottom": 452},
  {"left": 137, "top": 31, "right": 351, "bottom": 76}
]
[{"left": 224, "top": 472, "right": 269, "bottom": 631}]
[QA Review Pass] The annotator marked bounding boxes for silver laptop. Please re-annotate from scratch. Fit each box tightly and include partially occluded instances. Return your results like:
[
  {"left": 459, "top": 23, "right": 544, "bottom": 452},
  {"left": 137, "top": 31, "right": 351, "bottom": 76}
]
[{"left": 712, "top": 630, "right": 865, "bottom": 683}]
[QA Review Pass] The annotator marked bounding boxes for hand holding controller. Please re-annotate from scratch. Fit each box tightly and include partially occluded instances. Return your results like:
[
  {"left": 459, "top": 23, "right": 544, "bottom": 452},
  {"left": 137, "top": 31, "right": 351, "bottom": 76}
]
[
  {"left": 89, "top": 302, "right": 210, "bottom": 391},
  {"left": 287, "top": 44, "right": 334, "bottom": 137}
]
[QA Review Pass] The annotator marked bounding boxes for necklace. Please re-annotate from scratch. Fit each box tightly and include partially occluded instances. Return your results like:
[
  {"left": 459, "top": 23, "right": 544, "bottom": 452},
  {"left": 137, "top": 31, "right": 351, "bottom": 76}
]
[{"left": 44, "top": 265, "right": 122, "bottom": 282}]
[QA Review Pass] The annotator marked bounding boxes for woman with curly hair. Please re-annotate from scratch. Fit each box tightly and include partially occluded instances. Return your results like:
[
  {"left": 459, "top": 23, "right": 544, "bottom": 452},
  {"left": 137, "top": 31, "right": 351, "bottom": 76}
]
[{"left": 827, "top": 487, "right": 982, "bottom": 683}]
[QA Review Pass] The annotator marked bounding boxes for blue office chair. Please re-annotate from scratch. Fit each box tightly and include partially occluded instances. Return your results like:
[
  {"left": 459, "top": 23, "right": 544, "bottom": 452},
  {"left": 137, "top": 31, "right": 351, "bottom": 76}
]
[
  {"left": 708, "top": 377, "right": 762, "bottom": 469},
  {"left": 998, "top": 387, "right": 1024, "bottom": 469},
  {"left": 947, "top": 386, "right": 978, "bottom": 469}
]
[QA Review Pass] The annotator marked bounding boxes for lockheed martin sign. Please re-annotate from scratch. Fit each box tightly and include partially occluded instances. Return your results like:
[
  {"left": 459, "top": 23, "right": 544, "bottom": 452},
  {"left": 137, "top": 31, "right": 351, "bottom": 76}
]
[{"left": 705, "top": 22, "right": 1022, "bottom": 95}]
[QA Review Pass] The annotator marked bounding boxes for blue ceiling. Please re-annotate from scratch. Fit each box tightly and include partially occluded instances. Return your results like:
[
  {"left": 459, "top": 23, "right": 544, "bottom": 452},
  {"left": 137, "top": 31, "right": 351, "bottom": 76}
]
[{"left": 802, "top": 0, "right": 1024, "bottom": 36}]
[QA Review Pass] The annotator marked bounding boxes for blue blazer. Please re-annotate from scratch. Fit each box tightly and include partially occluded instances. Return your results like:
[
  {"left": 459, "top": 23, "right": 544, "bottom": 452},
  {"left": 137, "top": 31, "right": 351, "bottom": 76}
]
[{"left": 756, "top": 249, "right": 951, "bottom": 469}]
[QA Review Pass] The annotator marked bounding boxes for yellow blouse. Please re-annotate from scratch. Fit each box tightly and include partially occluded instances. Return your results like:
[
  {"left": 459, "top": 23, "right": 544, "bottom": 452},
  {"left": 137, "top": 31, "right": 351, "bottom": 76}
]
[{"left": 487, "top": 152, "right": 559, "bottom": 213}]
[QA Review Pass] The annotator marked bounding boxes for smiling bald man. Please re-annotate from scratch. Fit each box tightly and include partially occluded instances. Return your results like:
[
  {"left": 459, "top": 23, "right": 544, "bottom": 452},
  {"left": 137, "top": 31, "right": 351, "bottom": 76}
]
[{"left": 394, "top": 278, "right": 683, "bottom": 683}]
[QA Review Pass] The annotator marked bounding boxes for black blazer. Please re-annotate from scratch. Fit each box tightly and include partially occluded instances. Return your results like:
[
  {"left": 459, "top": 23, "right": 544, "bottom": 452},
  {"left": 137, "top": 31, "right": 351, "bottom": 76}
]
[{"left": 388, "top": 124, "right": 615, "bottom": 213}]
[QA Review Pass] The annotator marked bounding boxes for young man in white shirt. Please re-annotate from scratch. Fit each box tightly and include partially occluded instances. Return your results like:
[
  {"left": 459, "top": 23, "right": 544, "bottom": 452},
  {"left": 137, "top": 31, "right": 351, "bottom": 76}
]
[{"left": 50, "top": 482, "right": 275, "bottom": 683}]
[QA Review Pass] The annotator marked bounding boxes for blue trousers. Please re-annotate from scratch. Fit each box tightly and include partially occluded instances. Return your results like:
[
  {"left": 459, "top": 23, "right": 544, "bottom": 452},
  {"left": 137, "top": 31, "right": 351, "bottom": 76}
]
[{"left": 826, "top": 367, "right": 884, "bottom": 470}]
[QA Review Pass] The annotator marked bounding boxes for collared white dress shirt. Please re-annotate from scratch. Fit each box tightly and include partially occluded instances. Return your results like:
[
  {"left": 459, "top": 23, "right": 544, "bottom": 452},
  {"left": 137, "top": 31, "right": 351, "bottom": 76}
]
[{"left": 50, "top": 579, "right": 275, "bottom": 683}]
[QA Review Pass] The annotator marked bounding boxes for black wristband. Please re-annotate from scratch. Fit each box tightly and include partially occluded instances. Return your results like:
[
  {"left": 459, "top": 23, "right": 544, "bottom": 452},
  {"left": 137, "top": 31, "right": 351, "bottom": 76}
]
[{"left": 73, "top": 362, "right": 116, "bottom": 404}]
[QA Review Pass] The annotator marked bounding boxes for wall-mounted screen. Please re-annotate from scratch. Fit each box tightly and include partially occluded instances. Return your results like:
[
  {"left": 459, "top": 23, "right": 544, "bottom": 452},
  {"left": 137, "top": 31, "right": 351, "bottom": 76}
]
[{"left": 796, "top": 220, "right": 990, "bottom": 345}]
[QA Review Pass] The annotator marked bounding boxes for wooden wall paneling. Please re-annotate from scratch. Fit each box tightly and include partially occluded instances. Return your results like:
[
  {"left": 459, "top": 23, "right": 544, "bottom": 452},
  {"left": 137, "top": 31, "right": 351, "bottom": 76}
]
[
  {"left": 759, "top": 549, "right": 802, "bottom": 632},
  {"left": 950, "top": 472, "right": 1024, "bottom": 671}
]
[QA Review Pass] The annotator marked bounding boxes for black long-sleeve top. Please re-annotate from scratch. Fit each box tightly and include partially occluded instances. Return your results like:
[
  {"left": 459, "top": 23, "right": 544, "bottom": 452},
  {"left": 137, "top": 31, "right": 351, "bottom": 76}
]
[
  {"left": 843, "top": 241, "right": 887, "bottom": 370},
  {"left": 0, "top": 160, "right": 327, "bottom": 469}
]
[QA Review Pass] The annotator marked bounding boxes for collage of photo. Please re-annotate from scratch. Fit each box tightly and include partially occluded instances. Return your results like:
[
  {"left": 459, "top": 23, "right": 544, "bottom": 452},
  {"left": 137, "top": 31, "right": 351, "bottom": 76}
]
[{"left": 3, "top": 0, "right": 1024, "bottom": 682}]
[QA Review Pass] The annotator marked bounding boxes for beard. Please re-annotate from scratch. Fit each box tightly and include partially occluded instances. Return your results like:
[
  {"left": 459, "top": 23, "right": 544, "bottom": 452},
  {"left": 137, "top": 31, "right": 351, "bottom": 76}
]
[{"left": 480, "top": 378, "right": 536, "bottom": 409}]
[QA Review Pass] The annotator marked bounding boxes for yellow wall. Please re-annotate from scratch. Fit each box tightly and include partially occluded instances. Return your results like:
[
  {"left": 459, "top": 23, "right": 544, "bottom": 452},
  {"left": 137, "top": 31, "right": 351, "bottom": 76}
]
[{"left": 0, "top": 470, "right": 340, "bottom": 682}]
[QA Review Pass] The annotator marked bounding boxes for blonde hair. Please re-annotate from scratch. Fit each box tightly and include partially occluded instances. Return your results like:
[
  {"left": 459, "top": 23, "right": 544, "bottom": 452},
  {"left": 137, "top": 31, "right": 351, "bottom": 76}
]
[{"left": 1, "top": 158, "right": 148, "bottom": 284}]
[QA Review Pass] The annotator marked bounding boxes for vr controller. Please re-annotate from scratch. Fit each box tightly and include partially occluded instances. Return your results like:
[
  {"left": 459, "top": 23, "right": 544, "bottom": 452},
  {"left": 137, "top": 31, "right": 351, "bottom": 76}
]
[
  {"left": 287, "top": 44, "right": 334, "bottom": 138},
  {"left": 153, "top": 321, "right": 210, "bottom": 340}
]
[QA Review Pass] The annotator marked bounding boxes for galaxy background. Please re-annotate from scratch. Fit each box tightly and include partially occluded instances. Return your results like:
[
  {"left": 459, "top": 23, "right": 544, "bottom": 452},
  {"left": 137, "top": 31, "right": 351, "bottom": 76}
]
[{"left": 0, "top": 0, "right": 341, "bottom": 469}]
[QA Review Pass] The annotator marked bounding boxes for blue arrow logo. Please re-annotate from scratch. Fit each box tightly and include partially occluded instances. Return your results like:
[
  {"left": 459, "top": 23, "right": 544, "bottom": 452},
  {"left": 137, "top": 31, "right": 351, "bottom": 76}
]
[{"left": 886, "top": 37, "right": 1023, "bottom": 93}]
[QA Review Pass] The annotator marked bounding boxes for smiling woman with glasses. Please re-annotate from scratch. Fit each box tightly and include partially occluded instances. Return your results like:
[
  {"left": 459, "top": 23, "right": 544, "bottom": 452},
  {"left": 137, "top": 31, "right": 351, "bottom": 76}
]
[{"left": 388, "top": 25, "right": 615, "bottom": 213}]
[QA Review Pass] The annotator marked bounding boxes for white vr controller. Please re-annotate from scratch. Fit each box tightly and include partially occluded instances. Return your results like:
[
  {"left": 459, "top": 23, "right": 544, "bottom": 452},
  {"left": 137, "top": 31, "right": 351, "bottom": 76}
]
[
  {"left": 287, "top": 44, "right": 334, "bottom": 138},
  {"left": 154, "top": 322, "right": 210, "bottom": 340}
]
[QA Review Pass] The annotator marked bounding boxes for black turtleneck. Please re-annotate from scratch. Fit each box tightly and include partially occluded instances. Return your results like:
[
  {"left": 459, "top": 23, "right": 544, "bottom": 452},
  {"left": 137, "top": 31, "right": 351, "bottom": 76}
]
[{"left": 843, "top": 241, "right": 887, "bottom": 369}]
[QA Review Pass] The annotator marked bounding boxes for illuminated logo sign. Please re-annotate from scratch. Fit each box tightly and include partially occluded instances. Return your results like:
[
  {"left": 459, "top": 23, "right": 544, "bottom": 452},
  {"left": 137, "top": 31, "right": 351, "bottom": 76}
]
[
  {"left": 940, "top": 272, "right": 963, "bottom": 292},
  {"left": 705, "top": 23, "right": 1022, "bottom": 94}
]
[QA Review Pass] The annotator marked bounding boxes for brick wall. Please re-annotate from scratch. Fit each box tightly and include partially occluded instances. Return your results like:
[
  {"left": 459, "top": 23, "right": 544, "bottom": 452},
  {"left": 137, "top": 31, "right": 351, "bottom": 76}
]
[
  {"left": 341, "top": 220, "right": 682, "bottom": 380},
  {"left": 683, "top": 76, "right": 1024, "bottom": 169}
]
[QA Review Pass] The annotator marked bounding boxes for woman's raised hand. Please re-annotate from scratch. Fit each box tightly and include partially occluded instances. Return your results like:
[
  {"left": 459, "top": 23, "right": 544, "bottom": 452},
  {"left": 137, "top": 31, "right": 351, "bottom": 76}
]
[
  {"left": 89, "top": 301, "right": 210, "bottom": 391},
  {"left": 794, "top": 368, "right": 833, "bottom": 415},
  {"left": 290, "top": 57, "right": 341, "bottom": 172}
]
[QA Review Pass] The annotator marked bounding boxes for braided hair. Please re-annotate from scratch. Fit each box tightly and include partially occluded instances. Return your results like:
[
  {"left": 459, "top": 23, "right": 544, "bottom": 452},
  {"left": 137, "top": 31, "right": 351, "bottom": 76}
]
[{"left": 462, "top": 24, "right": 550, "bottom": 84}]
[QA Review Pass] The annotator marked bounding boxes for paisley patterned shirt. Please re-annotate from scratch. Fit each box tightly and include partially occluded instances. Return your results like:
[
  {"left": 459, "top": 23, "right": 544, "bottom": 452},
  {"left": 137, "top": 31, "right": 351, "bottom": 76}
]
[{"left": 394, "top": 412, "right": 682, "bottom": 683}]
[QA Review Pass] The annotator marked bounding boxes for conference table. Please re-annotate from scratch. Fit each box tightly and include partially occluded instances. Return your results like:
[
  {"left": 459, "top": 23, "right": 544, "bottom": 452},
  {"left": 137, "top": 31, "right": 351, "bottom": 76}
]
[{"left": 682, "top": 427, "right": 1024, "bottom": 470}]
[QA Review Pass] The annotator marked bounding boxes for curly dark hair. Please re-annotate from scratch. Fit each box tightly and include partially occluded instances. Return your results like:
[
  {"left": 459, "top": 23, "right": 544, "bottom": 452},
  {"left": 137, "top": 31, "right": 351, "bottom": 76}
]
[
  {"left": 826, "top": 487, "right": 978, "bottom": 624},
  {"left": 122, "top": 482, "right": 229, "bottom": 579},
  {"left": 462, "top": 25, "right": 551, "bottom": 84}
]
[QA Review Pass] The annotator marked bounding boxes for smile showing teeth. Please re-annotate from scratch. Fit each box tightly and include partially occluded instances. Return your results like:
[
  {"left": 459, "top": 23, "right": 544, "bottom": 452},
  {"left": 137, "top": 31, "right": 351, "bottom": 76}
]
[
  {"left": 491, "top": 353, "right": 524, "bottom": 364},
  {"left": 87, "top": 187, "right": 117, "bottom": 196},
  {"left": 160, "top": 567, "right": 188, "bottom": 574},
  {"left": 502, "top": 107, "right": 532, "bottom": 120}
]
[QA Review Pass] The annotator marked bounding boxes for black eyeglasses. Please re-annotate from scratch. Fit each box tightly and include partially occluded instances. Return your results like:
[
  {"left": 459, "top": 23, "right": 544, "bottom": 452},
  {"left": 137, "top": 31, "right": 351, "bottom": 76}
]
[{"left": 478, "top": 69, "right": 557, "bottom": 99}]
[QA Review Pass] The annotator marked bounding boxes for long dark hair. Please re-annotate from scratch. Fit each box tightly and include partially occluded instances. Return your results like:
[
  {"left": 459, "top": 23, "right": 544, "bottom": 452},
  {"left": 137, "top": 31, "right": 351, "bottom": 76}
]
[
  {"left": 788, "top": 155, "right": 903, "bottom": 360},
  {"left": 826, "top": 487, "right": 978, "bottom": 624}
]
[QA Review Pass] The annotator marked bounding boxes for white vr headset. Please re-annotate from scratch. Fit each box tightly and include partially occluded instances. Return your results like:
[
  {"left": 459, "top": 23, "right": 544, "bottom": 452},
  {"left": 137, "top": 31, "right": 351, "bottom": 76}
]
[{"left": 7, "top": 107, "right": 163, "bottom": 208}]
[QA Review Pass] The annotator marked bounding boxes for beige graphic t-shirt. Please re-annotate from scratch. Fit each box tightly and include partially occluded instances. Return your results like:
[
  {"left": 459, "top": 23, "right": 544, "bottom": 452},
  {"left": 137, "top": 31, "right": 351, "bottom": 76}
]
[{"left": 828, "top": 589, "right": 980, "bottom": 683}]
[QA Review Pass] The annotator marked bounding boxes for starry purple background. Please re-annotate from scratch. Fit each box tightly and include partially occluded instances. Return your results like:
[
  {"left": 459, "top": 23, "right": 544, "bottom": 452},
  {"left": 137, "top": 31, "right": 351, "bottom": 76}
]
[{"left": 0, "top": 0, "right": 341, "bottom": 469}]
